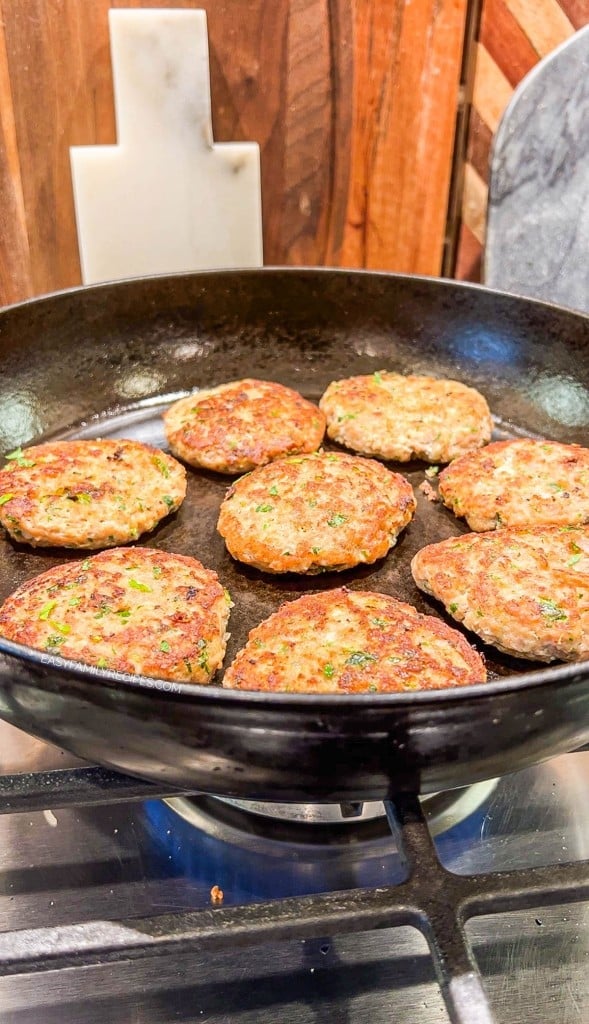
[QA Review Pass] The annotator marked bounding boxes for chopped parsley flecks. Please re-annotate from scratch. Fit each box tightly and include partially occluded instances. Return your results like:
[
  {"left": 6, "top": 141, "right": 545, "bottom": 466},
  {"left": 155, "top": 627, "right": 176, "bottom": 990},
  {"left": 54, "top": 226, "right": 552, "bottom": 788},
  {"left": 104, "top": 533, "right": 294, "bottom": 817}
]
[
  {"left": 568, "top": 554, "right": 582, "bottom": 568},
  {"left": 538, "top": 598, "right": 568, "bottom": 622},
  {"left": 160, "top": 640, "right": 170, "bottom": 653},
  {"left": 129, "top": 578, "right": 151, "bottom": 593},
  {"left": 183, "top": 658, "right": 193, "bottom": 675},
  {"left": 5, "top": 448, "right": 36, "bottom": 468},
  {"left": 268, "top": 485, "right": 279, "bottom": 497},
  {"left": 373, "top": 371, "right": 383, "bottom": 384},
  {"left": 162, "top": 495, "right": 175, "bottom": 509},
  {"left": 0, "top": 494, "right": 14, "bottom": 506},
  {"left": 38, "top": 600, "right": 57, "bottom": 621},
  {"left": 97, "top": 657, "right": 108, "bottom": 669},
  {"left": 223, "top": 588, "right": 233, "bottom": 606},
  {"left": 68, "top": 597, "right": 81, "bottom": 607},
  {"left": 255, "top": 504, "right": 274, "bottom": 513},
  {"left": 311, "top": 546, "right": 321, "bottom": 555},
  {"left": 322, "top": 663, "right": 335, "bottom": 678},
  {"left": 449, "top": 602, "right": 459, "bottom": 613},
  {"left": 370, "top": 617, "right": 387, "bottom": 628},
  {"left": 81, "top": 559, "right": 91, "bottom": 571},
  {"left": 196, "top": 638, "right": 210, "bottom": 674},
  {"left": 45, "top": 634, "right": 66, "bottom": 649},
  {"left": 72, "top": 492, "right": 92, "bottom": 504},
  {"left": 152, "top": 456, "right": 170, "bottom": 478},
  {"left": 49, "top": 620, "right": 71, "bottom": 635},
  {"left": 153, "top": 566, "right": 163, "bottom": 578},
  {"left": 94, "top": 604, "right": 111, "bottom": 619},
  {"left": 345, "top": 651, "right": 377, "bottom": 668},
  {"left": 115, "top": 608, "right": 132, "bottom": 622},
  {"left": 327, "top": 513, "right": 347, "bottom": 527},
  {"left": 402, "top": 679, "right": 420, "bottom": 691},
  {"left": 337, "top": 413, "right": 357, "bottom": 422},
  {"left": 425, "top": 465, "right": 439, "bottom": 479}
]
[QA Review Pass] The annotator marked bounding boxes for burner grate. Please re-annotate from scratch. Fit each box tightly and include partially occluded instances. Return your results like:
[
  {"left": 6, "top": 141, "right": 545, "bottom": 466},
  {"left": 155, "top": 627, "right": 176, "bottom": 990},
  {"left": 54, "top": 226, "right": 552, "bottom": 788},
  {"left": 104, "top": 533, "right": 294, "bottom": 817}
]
[
  {"left": 0, "top": 765, "right": 183, "bottom": 813},
  {"left": 1, "top": 767, "right": 589, "bottom": 1024}
]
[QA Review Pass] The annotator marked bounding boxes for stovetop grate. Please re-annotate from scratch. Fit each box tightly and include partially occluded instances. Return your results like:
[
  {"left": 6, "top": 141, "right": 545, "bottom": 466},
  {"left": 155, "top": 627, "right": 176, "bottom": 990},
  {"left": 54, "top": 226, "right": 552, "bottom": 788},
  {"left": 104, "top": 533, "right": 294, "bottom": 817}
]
[{"left": 1, "top": 765, "right": 589, "bottom": 1024}]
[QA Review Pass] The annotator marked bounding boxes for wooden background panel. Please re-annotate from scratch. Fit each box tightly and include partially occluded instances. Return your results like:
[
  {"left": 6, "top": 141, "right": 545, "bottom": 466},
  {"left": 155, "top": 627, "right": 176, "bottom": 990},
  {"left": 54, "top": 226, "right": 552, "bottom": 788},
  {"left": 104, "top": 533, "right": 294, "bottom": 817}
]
[
  {"left": 455, "top": 0, "right": 588, "bottom": 282},
  {"left": 340, "top": 0, "right": 468, "bottom": 273},
  {"left": 0, "top": 15, "right": 32, "bottom": 301},
  {"left": 0, "top": 0, "right": 468, "bottom": 306}
]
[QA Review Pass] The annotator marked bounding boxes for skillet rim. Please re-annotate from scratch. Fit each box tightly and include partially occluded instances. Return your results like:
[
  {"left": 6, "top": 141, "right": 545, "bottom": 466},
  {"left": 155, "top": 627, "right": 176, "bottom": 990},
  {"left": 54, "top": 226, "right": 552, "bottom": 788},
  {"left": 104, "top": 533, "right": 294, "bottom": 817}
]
[
  {"left": 2, "top": 264, "right": 589, "bottom": 325},
  {"left": 1, "top": 619, "right": 587, "bottom": 710},
  {"left": 1, "top": 265, "right": 589, "bottom": 709}
]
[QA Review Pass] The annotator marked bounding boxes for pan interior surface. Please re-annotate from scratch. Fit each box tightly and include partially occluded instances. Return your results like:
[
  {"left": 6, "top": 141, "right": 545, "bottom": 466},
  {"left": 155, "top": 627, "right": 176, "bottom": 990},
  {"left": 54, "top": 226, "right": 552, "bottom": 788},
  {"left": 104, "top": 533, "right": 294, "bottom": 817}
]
[
  {"left": 0, "top": 269, "right": 589, "bottom": 798},
  {"left": 1, "top": 268, "right": 587, "bottom": 683},
  {"left": 0, "top": 395, "right": 546, "bottom": 682}
]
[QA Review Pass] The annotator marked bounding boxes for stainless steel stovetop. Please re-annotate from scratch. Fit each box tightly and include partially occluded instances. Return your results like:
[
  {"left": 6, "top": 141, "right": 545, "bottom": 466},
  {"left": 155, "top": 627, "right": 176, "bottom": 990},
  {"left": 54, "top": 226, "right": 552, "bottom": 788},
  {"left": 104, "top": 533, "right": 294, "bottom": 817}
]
[{"left": 1, "top": 718, "right": 588, "bottom": 1023}]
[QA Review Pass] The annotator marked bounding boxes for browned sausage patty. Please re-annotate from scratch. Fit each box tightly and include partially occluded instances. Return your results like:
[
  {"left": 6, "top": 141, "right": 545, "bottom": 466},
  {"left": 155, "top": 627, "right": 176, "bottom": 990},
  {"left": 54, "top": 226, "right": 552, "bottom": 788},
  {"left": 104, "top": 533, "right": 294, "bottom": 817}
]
[
  {"left": 163, "top": 379, "right": 326, "bottom": 474},
  {"left": 438, "top": 439, "right": 589, "bottom": 531},
  {"left": 0, "top": 439, "right": 186, "bottom": 548},
  {"left": 223, "top": 587, "right": 486, "bottom": 693},
  {"left": 0, "top": 547, "right": 232, "bottom": 683},
  {"left": 217, "top": 450, "right": 416, "bottom": 573},
  {"left": 319, "top": 372, "right": 492, "bottom": 463},
  {"left": 411, "top": 525, "right": 589, "bottom": 662}
]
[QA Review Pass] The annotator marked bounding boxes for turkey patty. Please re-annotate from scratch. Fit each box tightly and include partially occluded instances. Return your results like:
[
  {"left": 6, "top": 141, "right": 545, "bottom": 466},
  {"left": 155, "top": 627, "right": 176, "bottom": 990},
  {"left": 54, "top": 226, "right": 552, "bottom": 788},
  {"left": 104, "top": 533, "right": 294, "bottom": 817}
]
[
  {"left": 217, "top": 450, "right": 416, "bottom": 573},
  {"left": 0, "top": 439, "right": 186, "bottom": 548},
  {"left": 163, "top": 378, "right": 325, "bottom": 474},
  {"left": 223, "top": 587, "right": 486, "bottom": 693},
  {"left": 319, "top": 372, "right": 492, "bottom": 463},
  {"left": 411, "top": 524, "right": 589, "bottom": 662},
  {"left": 0, "top": 546, "right": 232, "bottom": 683}
]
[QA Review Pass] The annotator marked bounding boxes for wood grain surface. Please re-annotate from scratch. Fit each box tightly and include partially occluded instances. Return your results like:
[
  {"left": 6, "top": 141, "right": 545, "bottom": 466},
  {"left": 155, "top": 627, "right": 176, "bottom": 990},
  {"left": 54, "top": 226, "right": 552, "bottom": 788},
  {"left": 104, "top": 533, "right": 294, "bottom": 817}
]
[{"left": 0, "top": 0, "right": 468, "bottom": 306}]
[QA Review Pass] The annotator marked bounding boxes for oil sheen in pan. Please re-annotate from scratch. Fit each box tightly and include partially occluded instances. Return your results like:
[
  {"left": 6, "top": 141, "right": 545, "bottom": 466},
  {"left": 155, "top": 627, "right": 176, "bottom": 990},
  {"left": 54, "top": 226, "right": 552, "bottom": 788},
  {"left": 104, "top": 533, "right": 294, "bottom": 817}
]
[{"left": 0, "top": 392, "right": 548, "bottom": 683}]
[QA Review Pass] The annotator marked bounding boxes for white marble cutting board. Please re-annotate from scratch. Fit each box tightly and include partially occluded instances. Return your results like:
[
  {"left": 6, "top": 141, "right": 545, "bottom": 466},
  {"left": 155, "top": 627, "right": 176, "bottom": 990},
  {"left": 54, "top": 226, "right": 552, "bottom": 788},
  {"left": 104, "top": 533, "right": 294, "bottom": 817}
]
[
  {"left": 485, "top": 26, "right": 589, "bottom": 313},
  {"left": 70, "top": 8, "right": 263, "bottom": 284}
]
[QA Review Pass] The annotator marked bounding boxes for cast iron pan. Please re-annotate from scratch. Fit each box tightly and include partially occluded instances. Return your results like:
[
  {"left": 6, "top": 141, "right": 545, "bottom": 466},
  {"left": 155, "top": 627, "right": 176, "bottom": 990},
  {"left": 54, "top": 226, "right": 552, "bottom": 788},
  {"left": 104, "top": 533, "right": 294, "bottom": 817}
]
[{"left": 1, "top": 268, "right": 589, "bottom": 801}]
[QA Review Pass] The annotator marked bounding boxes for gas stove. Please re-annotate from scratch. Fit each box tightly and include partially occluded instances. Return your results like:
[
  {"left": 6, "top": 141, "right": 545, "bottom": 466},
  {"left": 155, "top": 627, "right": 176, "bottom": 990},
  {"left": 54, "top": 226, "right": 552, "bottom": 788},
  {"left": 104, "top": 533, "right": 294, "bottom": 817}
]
[{"left": 0, "top": 719, "right": 588, "bottom": 1023}]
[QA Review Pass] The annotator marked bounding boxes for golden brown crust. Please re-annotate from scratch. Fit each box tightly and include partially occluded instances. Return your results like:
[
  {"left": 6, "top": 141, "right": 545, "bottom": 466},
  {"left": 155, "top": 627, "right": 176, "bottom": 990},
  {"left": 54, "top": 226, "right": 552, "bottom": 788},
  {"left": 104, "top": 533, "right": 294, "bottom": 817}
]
[
  {"left": 319, "top": 372, "right": 492, "bottom": 463},
  {"left": 216, "top": 450, "right": 416, "bottom": 574},
  {"left": 438, "top": 439, "right": 589, "bottom": 531},
  {"left": 0, "top": 440, "right": 186, "bottom": 549},
  {"left": 163, "top": 379, "right": 326, "bottom": 474},
  {"left": 223, "top": 587, "right": 486, "bottom": 693},
  {"left": 411, "top": 525, "right": 589, "bottom": 662},
  {"left": 0, "top": 547, "right": 231, "bottom": 683}
]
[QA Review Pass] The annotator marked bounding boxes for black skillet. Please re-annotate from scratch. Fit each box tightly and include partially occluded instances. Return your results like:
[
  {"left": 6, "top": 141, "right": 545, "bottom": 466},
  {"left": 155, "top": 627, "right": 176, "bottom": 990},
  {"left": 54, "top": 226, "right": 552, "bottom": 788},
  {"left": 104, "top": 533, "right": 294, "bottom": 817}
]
[{"left": 0, "top": 268, "right": 588, "bottom": 801}]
